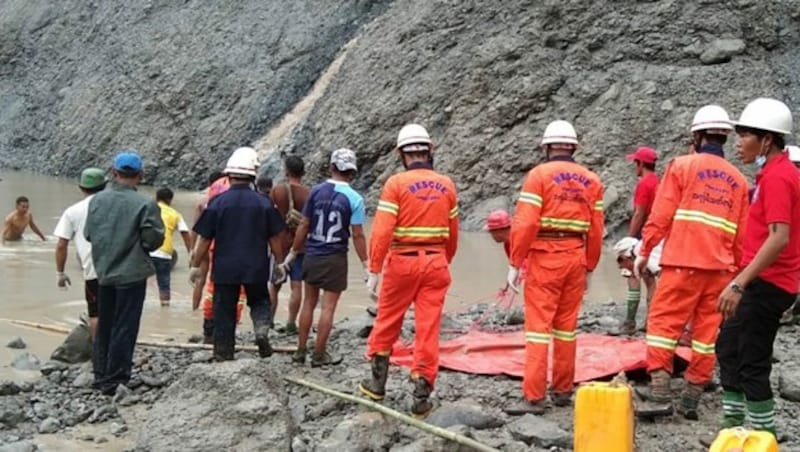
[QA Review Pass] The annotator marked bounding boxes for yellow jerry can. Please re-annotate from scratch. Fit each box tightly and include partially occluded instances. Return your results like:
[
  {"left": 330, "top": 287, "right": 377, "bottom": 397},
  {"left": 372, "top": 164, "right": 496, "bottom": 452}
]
[
  {"left": 574, "top": 379, "right": 635, "bottom": 452},
  {"left": 708, "top": 428, "right": 778, "bottom": 452}
]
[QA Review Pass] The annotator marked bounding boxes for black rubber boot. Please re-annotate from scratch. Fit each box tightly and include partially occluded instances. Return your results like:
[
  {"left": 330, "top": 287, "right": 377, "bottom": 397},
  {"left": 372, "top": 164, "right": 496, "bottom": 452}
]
[
  {"left": 358, "top": 355, "right": 389, "bottom": 401},
  {"left": 213, "top": 340, "right": 235, "bottom": 362},
  {"left": 411, "top": 377, "right": 434, "bottom": 418},
  {"left": 255, "top": 326, "right": 273, "bottom": 358}
]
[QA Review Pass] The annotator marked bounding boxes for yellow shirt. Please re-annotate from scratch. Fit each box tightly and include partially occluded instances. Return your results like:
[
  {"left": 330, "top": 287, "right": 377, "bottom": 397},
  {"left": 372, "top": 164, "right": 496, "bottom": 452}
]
[{"left": 151, "top": 202, "right": 188, "bottom": 258}]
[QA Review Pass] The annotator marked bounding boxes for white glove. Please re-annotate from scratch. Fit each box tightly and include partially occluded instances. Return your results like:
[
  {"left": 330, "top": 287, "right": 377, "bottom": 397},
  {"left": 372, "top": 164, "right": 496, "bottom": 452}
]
[
  {"left": 272, "top": 264, "right": 288, "bottom": 285},
  {"left": 633, "top": 255, "right": 647, "bottom": 279},
  {"left": 366, "top": 272, "right": 380, "bottom": 298},
  {"left": 189, "top": 267, "right": 203, "bottom": 287},
  {"left": 506, "top": 266, "right": 520, "bottom": 293},
  {"left": 57, "top": 272, "right": 71, "bottom": 289},
  {"left": 281, "top": 249, "right": 297, "bottom": 270},
  {"left": 585, "top": 271, "right": 593, "bottom": 292}
]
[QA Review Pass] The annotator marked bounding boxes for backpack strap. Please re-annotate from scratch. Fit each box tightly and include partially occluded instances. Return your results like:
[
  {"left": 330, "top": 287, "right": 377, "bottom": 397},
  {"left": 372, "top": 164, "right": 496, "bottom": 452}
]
[{"left": 286, "top": 182, "right": 295, "bottom": 212}]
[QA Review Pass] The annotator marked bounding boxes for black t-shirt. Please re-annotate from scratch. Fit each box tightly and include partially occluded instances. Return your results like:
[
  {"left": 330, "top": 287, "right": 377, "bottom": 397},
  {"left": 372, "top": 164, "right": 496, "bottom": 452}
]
[{"left": 194, "top": 184, "right": 285, "bottom": 284}]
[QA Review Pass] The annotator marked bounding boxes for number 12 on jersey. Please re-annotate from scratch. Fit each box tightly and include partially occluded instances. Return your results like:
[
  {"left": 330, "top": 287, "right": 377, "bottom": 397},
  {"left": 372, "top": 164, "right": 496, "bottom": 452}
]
[{"left": 311, "top": 209, "right": 343, "bottom": 243}]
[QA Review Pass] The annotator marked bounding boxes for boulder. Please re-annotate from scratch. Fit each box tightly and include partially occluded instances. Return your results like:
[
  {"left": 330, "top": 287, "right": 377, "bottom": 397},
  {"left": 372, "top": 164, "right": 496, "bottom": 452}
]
[
  {"left": 427, "top": 402, "right": 504, "bottom": 430},
  {"left": 699, "top": 38, "right": 746, "bottom": 64},
  {"left": 50, "top": 322, "right": 92, "bottom": 364},
  {"left": 6, "top": 337, "right": 26, "bottom": 349},
  {"left": 136, "top": 360, "right": 294, "bottom": 451},
  {"left": 316, "top": 412, "right": 398, "bottom": 452},
  {"left": 507, "top": 414, "right": 571, "bottom": 449}
]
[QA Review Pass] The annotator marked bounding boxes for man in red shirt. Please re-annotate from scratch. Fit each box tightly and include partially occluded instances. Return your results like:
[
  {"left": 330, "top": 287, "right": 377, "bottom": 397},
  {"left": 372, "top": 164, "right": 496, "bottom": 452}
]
[
  {"left": 621, "top": 146, "right": 659, "bottom": 334},
  {"left": 716, "top": 98, "right": 799, "bottom": 438}
]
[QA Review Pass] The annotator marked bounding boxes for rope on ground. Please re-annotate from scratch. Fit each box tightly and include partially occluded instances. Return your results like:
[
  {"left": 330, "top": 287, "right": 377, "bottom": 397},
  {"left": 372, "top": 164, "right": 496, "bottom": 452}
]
[
  {"left": 2, "top": 319, "right": 296, "bottom": 353},
  {"left": 284, "top": 376, "right": 501, "bottom": 452}
]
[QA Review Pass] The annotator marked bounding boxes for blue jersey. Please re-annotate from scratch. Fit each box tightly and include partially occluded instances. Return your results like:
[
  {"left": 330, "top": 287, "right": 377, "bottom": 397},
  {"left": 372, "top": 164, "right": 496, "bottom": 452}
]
[{"left": 303, "top": 180, "right": 365, "bottom": 256}]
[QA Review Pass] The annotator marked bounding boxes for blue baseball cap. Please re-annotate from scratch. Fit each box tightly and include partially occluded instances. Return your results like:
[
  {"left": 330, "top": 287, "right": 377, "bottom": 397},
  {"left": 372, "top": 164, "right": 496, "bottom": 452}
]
[{"left": 113, "top": 151, "right": 143, "bottom": 173}]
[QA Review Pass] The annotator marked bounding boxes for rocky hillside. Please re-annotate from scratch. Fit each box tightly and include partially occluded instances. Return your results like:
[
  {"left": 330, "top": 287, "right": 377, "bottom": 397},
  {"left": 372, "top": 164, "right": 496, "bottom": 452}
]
[
  {"left": 0, "top": 0, "right": 390, "bottom": 184},
  {"left": 2, "top": 0, "right": 799, "bottom": 232}
]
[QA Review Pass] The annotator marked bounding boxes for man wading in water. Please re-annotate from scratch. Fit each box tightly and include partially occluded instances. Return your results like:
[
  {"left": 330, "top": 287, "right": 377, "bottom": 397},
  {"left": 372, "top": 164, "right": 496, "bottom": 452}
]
[{"left": 3, "top": 196, "right": 46, "bottom": 243}]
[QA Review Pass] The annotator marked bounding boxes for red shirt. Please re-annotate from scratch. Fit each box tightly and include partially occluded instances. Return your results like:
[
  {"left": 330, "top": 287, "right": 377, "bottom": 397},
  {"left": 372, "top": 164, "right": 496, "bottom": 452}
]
[
  {"left": 741, "top": 153, "right": 800, "bottom": 294},
  {"left": 633, "top": 172, "right": 659, "bottom": 215}
]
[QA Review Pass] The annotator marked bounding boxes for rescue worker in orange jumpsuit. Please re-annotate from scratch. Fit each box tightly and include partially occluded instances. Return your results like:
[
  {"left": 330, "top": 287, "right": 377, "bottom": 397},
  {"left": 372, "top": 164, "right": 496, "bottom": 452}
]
[
  {"left": 634, "top": 105, "right": 749, "bottom": 421},
  {"left": 359, "top": 124, "right": 459, "bottom": 418},
  {"left": 504, "top": 120, "right": 604, "bottom": 415}
]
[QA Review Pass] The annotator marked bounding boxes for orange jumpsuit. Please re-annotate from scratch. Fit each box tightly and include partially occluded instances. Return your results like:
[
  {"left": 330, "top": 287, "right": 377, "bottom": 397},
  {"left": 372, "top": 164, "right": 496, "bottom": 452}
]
[
  {"left": 640, "top": 153, "right": 749, "bottom": 384},
  {"left": 510, "top": 156, "right": 604, "bottom": 402},
  {"left": 366, "top": 163, "right": 459, "bottom": 387}
]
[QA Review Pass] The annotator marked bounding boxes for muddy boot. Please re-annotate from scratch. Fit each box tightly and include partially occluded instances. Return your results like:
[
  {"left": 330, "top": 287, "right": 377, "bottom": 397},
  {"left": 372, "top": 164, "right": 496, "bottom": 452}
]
[
  {"left": 359, "top": 354, "right": 389, "bottom": 401},
  {"left": 635, "top": 370, "right": 673, "bottom": 418},
  {"left": 291, "top": 347, "right": 307, "bottom": 365},
  {"left": 620, "top": 320, "right": 637, "bottom": 336},
  {"left": 213, "top": 341, "right": 235, "bottom": 362},
  {"left": 254, "top": 326, "right": 273, "bottom": 358},
  {"left": 551, "top": 392, "right": 572, "bottom": 407},
  {"left": 311, "top": 351, "right": 342, "bottom": 368},
  {"left": 410, "top": 377, "right": 434, "bottom": 418},
  {"left": 284, "top": 322, "right": 298, "bottom": 335},
  {"left": 504, "top": 399, "right": 548, "bottom": 416},
  {"left": 677, "top": 383, "right": 704, "bottom": 420}
]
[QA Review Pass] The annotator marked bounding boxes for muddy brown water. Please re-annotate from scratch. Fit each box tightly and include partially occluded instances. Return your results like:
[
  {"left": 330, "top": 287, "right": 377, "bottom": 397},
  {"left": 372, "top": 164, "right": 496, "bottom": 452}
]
[{"left": 0, "top": 170, "right": 625, "bottom": 381}]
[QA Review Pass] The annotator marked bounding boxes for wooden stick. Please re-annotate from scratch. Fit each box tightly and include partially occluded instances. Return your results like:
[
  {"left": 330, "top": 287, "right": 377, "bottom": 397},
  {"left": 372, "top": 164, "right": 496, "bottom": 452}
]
[
  {"left": 3, "top": 319, "right": 296, "bottom": 353},
  {"left": 284, "top": 376, "right": 501, "bottom": 452}
]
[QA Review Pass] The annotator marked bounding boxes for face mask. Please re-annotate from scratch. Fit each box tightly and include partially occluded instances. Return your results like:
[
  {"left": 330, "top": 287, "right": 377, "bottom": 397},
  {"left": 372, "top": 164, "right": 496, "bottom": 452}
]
[{"left": 755, "top": 155, "right": 767, "bottom": 168}]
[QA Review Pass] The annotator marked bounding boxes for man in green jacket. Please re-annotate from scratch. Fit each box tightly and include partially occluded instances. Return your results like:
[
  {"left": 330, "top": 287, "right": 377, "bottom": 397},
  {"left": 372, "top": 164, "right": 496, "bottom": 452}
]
[{"left": 85, "top": 151, "right": 164, "bottom": 395}]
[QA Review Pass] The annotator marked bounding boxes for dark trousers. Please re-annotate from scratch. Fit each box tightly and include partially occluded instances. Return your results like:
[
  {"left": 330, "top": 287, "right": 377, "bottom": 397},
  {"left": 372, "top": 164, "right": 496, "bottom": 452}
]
[
  {"left": 213, "top": 283, "right": 271, "bottom": 359},
  {"left": 716, "top": 278, "right": 795, "bottom": 401},
  {"left": 93, "top": 280, "right": 146, "bottom": 393}
]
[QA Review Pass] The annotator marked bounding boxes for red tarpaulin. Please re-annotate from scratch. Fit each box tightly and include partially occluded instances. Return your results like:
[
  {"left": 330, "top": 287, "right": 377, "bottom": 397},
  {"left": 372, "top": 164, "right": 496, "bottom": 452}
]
[{"left": 390, "top": 331, "right": 692, "bottom": 382}]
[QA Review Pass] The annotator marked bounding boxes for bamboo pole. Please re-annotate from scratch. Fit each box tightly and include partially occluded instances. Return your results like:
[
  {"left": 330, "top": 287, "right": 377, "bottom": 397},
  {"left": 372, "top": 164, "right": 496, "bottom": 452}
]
[
  {"left": 3, "top": 319, "right": 296, "bottom": 353},
  {"left": 284, "top": 376, "right": 501, "bottom": 452}
]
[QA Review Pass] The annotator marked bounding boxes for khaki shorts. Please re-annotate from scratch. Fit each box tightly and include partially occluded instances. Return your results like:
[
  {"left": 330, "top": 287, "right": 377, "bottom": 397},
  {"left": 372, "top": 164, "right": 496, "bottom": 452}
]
[{"left": 302, "top": 253, "right": 348, "bottom": 293}]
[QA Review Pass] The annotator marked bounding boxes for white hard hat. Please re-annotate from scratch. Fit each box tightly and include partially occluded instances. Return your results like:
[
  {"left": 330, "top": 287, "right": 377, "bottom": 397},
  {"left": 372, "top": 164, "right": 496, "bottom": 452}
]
[
  {"left": 691, "top": 105, "right": 734, "bottom": 133},
  {"left": 613, "top": 237, "right": 639, "bottom": 259},
  {"left": 735, "top": 98, "right": 793, "bottom": 136},
  {"left": 787, "top": 145, "right": 800, "bottom": 163},
  {"left": 397, "top": 124, "right": 433, "bottom": 150},
  {"left": 223, "top": 146, "right": 259, "bottom": 177},
  {"left": 541, "top": 120, "right": 579, "bottom": 146}
]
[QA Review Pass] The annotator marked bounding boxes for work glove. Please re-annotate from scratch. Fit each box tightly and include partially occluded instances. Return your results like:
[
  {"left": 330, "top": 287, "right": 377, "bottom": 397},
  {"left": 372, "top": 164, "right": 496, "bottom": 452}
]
[
  {"left": 281, "top": 249, "right": 297, "bottom": 271},
  {"left": 506, "top": 266, "right": 520, "bottom": 293},
  {"left": 56, "top": 272, "right": 71, "bottom": 289},
  {"left": 366, "top": 272, "right": 380, "bottom": 299},
  {"left": 189, "top": 267, "right": 203, "bottom": 287},
  {"left": 272, "top": 264, "right": 288, "bottom": 286},
  {"left": 633, "top": 255, "right": 647, "bottom": 279}
]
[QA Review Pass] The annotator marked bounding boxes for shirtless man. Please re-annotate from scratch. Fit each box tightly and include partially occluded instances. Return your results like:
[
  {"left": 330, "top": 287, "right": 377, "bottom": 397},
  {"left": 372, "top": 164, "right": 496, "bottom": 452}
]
[{"left": 3, "top": 196, "right": 46, "bottom": 242}]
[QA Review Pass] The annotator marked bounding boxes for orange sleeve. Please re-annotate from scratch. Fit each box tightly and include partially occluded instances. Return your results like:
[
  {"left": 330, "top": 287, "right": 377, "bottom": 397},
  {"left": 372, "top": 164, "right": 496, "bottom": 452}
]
[
  {"left": 640, "top": 161, "right": 679, "bottom": 258},
  {"left": 369, "top": 179, "right": 399, "bottom": 274},
  {"left": 510, "top": 171, "right": 542, "bottom": 268},
  {"left": 586, "top": 181, "right": 605, "bottom": 272},
  {"left": 446, "top": 186, "right": 459, "bottom": 263},
  {"left": 733, "top": 185, "right": 750, "bottom": 267}
]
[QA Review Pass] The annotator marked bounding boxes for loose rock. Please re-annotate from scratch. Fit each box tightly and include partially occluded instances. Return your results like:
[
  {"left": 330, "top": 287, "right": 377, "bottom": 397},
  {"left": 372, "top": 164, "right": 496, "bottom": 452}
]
[
  {"left": 427, "top": 402, "right": 504, "bottom": 430},
  {"left": 6, "top": 337, "right": 26, "bottom": 350},
  {"left": 50, "top": 322, "right": 92, "bottom": 364},
  {"left": 699, "top": 38, "right": 746, "bottom": 64},
  {"left": 316, "top": 412, "right": 398, "bottom": 452},
  {"left": 0, "top": 440, "right": 37, "bottom": 452},
  {"left": 0, "top": 381, "right": 23, "bottom": 396},
  {"left": 190, "top": 351, "right": 213, "bottom": 363},
  {"left": 11, "top": 352, "right": 41, "bottom": 371},
  {"left": 779, "top": 368, "right": 800, "bottom": 403},
  {"left": 110, "top": 421, "right": 128, "bottom": 436},
  {"left": 508, "top": 414, "right": 571, "bottom": 449},
  {"left": 37, "top": 417, "right": 61, "bottom": 434},
  {"left": 39, "top": 360, "right": 68, "bottom": 376}
]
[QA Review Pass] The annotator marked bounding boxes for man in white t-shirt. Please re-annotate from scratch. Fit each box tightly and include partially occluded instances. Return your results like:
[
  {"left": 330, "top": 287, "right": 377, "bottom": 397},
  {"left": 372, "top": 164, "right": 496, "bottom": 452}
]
[
  {"left": 613, "top": 237, "right": 662, "bottom": 334},
  {"left": 54, "top": 168, "right": 108, "bottom": 340}
]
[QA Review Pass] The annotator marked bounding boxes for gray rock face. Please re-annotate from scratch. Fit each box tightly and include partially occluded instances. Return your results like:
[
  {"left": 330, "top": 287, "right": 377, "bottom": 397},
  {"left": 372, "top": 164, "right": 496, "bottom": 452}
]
[
  {"left": 6, "top": 337, "right": 26, "bottom": 350},
  {"left": 426, "top": 402, "right": 504, "bottom": 430},
  {"left": 507, "top": 414, "right": 571, "bottom": 449},
  {"left": 316, "top": 412, "right": 398, "bottom": 452},
  {"left": 264, "top": 0, "right": 800, "bottom": 232},
  {"left": 11, "top": 353, "right": 41, "bottom": 371},
  {"left": 136, "top": 360, "right": 295, "bottom": 451},
  {"left": 0, "top": 1, "right": 391, "bottom": 188}
]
